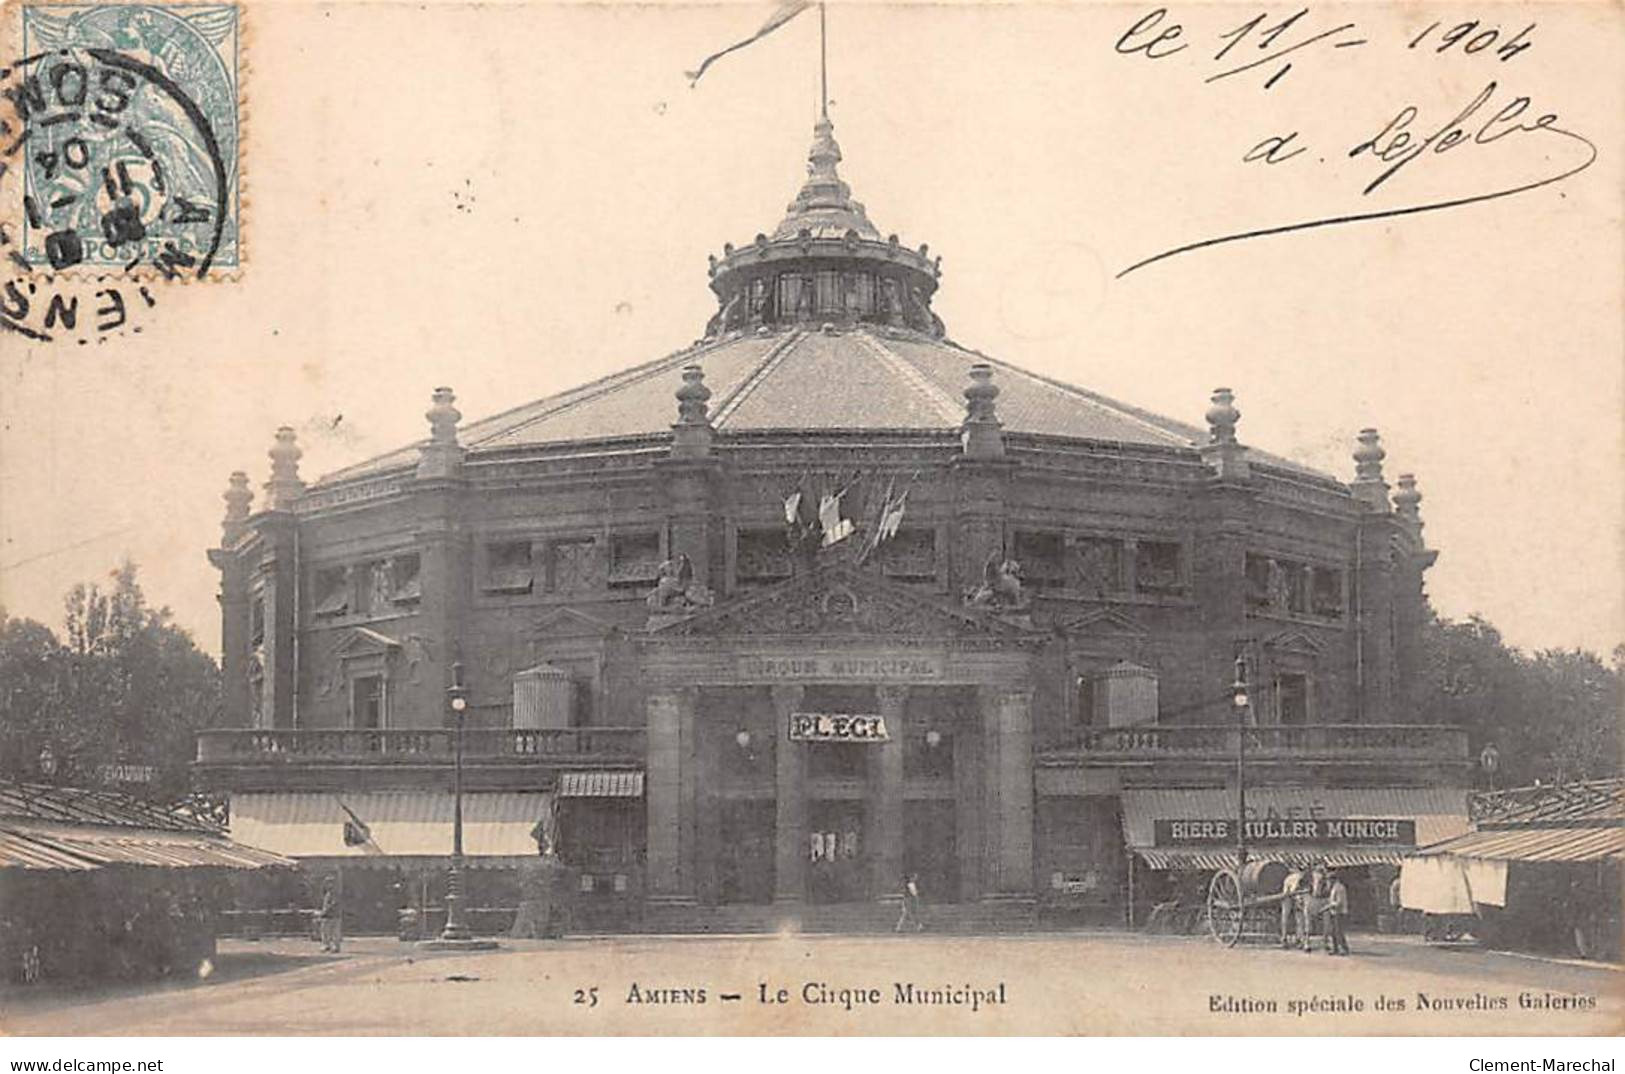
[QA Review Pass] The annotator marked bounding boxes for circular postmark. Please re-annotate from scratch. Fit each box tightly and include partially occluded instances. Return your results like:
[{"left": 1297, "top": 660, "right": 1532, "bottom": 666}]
[{"left": 0, "top": 2, "right": 240, "bottom": 343}]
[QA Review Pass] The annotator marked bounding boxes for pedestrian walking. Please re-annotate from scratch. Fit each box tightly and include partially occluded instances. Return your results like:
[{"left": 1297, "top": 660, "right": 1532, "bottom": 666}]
[
  {"left": 317, "top": 878, "right": 342, "bottom": 953},
  {"left": 895, "top": 873, "right": 924, "bottom": 933},
  {"left": 1325, "top": 869, "right": 1351, "bottom": 955},
  {"left": 1279, "top": 864, "right": 1304, "bottom": 948}
]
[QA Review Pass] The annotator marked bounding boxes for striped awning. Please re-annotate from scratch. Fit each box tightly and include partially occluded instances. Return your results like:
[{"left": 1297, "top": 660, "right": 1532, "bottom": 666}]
[
  {"left": 0, "top": 824, "right": 293, "bottom": 871},
  {"left": 1135, "top": 847, "right": 1407, "bottom": 871},
  {"left": 558, "top": 771, "right": 644, "bottom": 798},
  {"left": 229, "top": 791, "right": 554, "bottom": 858},
  {"left": 1415, "top": 826, "right": 1625, "bottom": 864}
]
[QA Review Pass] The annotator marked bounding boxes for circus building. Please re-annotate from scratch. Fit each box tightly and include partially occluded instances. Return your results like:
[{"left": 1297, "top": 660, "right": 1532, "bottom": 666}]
[{"left": 196, "top": 117, "right": 1470, "bottom": 933}]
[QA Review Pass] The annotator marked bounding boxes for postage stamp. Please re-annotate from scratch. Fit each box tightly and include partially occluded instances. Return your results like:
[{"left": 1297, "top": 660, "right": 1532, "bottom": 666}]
[{"left": 5, "top": 2, "right": 240, "bottom": 278}]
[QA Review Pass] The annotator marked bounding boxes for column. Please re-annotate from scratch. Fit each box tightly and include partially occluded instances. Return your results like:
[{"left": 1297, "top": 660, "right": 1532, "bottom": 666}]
[
  {"left": 954, "top": 699, "right": 982, "bottom": 901},
  {"left": 646, "top": 688, "right": 696, "bottom": 903},
  {"left": 871, "top": 686, "right": 908, "bottom": 899},
  {"left": 981, "top": 685, "right": 1035, "bottom": 901},
  {"left": 771, "top": 685, "right": 806, "bottom": 903}
]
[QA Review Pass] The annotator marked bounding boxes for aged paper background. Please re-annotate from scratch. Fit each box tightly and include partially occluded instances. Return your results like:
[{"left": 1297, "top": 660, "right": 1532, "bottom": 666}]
[{"left": 0, "top": 0, "right": 1621, "bottom": 1037}]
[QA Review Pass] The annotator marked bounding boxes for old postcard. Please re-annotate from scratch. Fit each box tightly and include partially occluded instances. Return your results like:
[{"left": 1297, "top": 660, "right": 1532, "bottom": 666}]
[{"left": 0, "top": 0, "right": 1620, "bottom": 1043}]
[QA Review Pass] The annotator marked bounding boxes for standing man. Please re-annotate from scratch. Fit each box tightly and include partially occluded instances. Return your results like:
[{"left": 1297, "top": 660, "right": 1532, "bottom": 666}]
[
  {"left": 317, "top": 877, "right": 342, "bottom": 953},
  {"left": 1325, "top": 869, "right": 1351, "bottom": 956},
  {"left": 895, "top": 873, "right": 925, "bottom": 933},
  {"left": 1301, "top": 862, "right": 1327, "bottom": 953},
  {"left": 1279, "top": 863, "right": 1304, "bottom": 949}
]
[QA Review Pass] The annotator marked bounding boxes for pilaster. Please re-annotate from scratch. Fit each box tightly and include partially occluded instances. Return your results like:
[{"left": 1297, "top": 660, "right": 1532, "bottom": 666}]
[
  {"left": 980, "top": 685, "right": 1035, "bottom": 901},
  {"left": 646, "top": 687, "right": 697, "bottom": 903},
  {"left": 771, "top": 684, "right": 807, "bottom": 903},
  {"left": 871, "top": 685, "right": 908, "bottom": 898}
]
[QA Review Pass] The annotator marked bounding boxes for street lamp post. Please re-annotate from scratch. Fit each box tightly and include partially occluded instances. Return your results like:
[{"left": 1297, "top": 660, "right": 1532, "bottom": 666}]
[
  {"left": 423, "top": 660, "right": 498, "bottom": 950},
  {"left": 1231, "top": 655, "right": 1251, "bottom": 878}
]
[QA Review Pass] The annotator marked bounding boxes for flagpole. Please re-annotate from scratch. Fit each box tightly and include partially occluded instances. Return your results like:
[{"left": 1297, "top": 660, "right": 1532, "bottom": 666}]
[{"left": 819, "top": 2, "right": 828, "bottom": 119}]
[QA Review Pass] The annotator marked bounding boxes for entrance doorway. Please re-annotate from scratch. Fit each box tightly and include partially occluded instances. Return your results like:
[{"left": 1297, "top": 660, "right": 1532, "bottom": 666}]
[
  {"left": 717, "top": 801, "right": 775, "bottom": 905},
  {"left": 808, "top": 801, "right": 867, "bottom": 903},
  {"left": 905, "top": 801, "right": 957, "bottom": 903}
]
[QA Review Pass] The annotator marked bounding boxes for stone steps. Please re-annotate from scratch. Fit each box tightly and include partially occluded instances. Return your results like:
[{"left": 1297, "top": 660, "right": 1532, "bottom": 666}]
[{"left": 636, "top": 900, "right": 1038, "bottom": 935}]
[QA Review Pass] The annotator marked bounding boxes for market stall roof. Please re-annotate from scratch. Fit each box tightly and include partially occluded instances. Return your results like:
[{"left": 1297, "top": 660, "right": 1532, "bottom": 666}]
[
  {"left": 0, "top": 780, "right": 294, "bottom": 872},
  {"left": 1413, "top": 826, "right": 1625, "bottom": 864},
  {"left": 1468, "top": 778, "right": 1625, "bottom": 829}
]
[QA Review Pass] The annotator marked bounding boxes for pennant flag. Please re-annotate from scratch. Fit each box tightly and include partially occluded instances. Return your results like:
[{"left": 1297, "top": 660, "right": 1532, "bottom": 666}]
[
  {"left": 877, "top": 489, "right": 908, "bottom": 543},
  {"left": 784, "top": 490, "right": 802, "bottom": 526},
  {"left": 686, "top": 0, "right": 813, "bottom": 87}
]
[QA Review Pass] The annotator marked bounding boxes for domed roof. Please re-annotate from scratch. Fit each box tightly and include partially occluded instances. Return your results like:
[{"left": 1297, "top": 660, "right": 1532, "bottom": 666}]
[{"left": 316, "top": 121, "right": 1333, "bottom": 487}]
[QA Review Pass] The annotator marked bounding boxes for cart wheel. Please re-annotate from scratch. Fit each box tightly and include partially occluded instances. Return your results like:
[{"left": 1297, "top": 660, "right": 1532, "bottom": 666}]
[{"left": 1207, "top": 869, "right": 1244, "bottom": 947}]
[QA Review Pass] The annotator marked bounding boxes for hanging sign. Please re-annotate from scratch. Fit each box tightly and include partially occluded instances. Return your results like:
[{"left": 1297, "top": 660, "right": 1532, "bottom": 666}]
[
  {"left": 1153, "top": 818, "right": 1416, "bottom": 847},
  {"left": 788, "top": 712, "right": 890, "bottom": 743}
]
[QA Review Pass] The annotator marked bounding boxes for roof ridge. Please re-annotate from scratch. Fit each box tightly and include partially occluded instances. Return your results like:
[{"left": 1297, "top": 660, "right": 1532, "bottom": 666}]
[
  {"left": 316, "top": 337, "right": 728, "bottom": 484},
  {"left": 853, "top": 329, "right": 965, "bottom": 425},
  {"left": 945, "top": 344, "right": 1195, "bottom": 447},
  {"left": 710, "top": 328, "right": 808, "bottom": 429}
]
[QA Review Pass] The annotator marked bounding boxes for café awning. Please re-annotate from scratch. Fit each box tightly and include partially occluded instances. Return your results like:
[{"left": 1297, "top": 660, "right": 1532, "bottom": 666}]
[{"left": 229, "top": 791, "right": 553, "bottom": 858}]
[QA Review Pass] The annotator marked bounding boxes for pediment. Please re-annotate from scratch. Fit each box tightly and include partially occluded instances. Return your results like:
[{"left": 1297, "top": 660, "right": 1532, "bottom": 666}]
[
  {"left": 330, "top": 626, "right": 401, "bottom": 659},
  {"left": 1058, "top": 606, "right": 1148, "bottom": 637},
  {"left": 652, "top": 564, "right": 1035, "bottom": 639},
  {"left": 531, "top": 607, "right": 615, "bottom": 639},
  {"left": 1261, "top": 628, "right": 1326, "bottom": 655}
]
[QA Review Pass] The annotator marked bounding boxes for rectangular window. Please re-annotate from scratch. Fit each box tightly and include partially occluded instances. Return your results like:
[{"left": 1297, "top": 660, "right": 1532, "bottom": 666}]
[
  {"left": 808, "top": 742, "right": 866, "bottom": 780},
  {"left": 1277, "top": 673, "right": 1309, "bottom": 725},
  {"left": 1074, "top": 674, "right": 1099, "bottom": 726},
  {"left": 351, "top": 675, "right": 385, "bottom": 730},
  {"left": 1014, "top": 531, "right": 1066, "bottom": 589},
  {"left": 249, "top": 594, "right": 266, "bottom": 646},
  {"left": 608, "top": 532, "right": 662, "bottom": 587},
  {"left": 1070, "top": 537, "right": 1123, "bottom": 597},
  {"left": 844, "top": 272, "right": 875, "bottom": 316},
  {"left": 749, "top": 277, "right": 769, "bottom": 319},
  {"left": 1311, "top": 567, "right": 1345, "bottom": 618},
  {"left": 904, "top": 728, "right": 954, "bottom": 780},
  {"left": 815, "top": 271, "right": 841, "bottom": 316},
  {"left": 1245, "top": 554, "right": 1273, "bottom": 610},
  {"left": 390, "top": 554, "right": 422, "bottom": 604},
  {"left": 1135, "top": 541, "right": 1184, "bottom": 595},
  {"left": 312, "top": 567, "right": 350, "bottom": 618},
  {"left": 484, "top": 541, "right": 534, "bottom": 594}
]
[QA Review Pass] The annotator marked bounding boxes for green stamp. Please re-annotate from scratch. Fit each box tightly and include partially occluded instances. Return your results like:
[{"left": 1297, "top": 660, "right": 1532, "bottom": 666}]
[{"left": 10, "top": 3, "right": 240, "bottom": 275}]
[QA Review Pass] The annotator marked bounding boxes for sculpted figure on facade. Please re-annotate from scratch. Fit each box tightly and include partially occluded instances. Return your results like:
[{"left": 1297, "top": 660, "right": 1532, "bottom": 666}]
[
  {"left": 966, "top": 553, "right": 1028, "bottom": 611},
  {"left": 645, "top": 553, "right": 715, "bottom": 613}
]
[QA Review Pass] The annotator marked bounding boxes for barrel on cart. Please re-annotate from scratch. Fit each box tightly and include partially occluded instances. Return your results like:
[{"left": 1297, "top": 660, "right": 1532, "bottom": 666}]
[{"left": 1206, "top": 859, "right": 1293, "bottom": 946}]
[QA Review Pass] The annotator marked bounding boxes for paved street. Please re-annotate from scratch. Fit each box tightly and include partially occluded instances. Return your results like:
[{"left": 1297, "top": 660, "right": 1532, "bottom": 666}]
[{"left": 2, "top": 931, "right": 1618, "bottom": 1036}]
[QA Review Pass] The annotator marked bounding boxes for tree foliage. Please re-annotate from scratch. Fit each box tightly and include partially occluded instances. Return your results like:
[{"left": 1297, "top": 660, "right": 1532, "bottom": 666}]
[
  {"left": 0, "top": 562, "right": 221, "bottom": 801},
  {"left": 1413, "top": 611, "right": 1622, "bottom": 788}
]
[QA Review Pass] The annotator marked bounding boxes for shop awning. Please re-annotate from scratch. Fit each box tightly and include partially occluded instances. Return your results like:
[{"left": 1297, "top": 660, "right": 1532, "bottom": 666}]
[
  {"left": 0, "top": 823, "right": 293, "bottom": 871},
  {"left": 1122, "top": 786, "right": 1470, "bottom": 871},
  {"left": 1413, "top": 825, "right": 1625, "bottom": 864},
  {"left": 229, "top": 791, "right": 553, "bottom": 858},
  {"left": 558, "top": 771, "right": 643, "bottom": 798},
  {"left": 1134, "top": 847, "right": 1408, "bottom": 871}
]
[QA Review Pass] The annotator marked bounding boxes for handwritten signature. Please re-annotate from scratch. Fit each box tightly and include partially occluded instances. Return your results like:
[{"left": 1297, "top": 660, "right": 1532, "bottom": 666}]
[{"left": 1112, "top": 8, "right": 1597, "bottom": 278}]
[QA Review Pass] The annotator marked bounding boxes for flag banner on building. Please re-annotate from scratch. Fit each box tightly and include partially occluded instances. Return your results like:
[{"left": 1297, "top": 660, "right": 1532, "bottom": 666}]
[
  {"left": 686, "top": 0, "right": 813, "bottom": 86},
  {"left": 789, "top": 711, "right": 889, "bottom": 742}
]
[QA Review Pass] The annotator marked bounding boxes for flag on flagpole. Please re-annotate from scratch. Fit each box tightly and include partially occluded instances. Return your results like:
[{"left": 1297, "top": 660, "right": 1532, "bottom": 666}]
[{"left": 686, "top": 0, "right": 813, "bottom": 87}]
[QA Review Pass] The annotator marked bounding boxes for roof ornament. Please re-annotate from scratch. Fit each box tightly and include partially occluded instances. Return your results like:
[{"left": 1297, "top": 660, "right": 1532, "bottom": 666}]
[
  {"left": 222, "top": 471, "right": 253, "bottom": 542},
  {"left": 671, "top": 364, "right": 715, "bottom": 459},
  {"left": 418, "top": 386, "right": 465, "bottom": 480},
  {"left": 1350, "top": 427, "right": 1390, "bottom": 510},
  {"left": 265, "top": 426, "right": 304, "bottom": 510},
  {"left": 961, "top": 363, "right": 1005, "bottom": 459},
  {"left": 1201, "top": 387, "right": 1249, "bottom": 480},
  {"left": 1394, "top": 473, "right": 1423, "bottom": 525}
]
